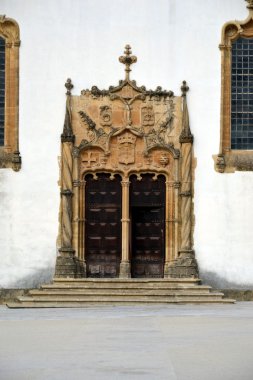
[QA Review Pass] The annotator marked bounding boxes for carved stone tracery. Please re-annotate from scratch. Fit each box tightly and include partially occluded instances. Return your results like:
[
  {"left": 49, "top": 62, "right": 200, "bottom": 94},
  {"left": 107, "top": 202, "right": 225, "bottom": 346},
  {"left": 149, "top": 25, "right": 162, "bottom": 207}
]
[{"left": 55, "top": 45, "right": 197, "bottom": 279}]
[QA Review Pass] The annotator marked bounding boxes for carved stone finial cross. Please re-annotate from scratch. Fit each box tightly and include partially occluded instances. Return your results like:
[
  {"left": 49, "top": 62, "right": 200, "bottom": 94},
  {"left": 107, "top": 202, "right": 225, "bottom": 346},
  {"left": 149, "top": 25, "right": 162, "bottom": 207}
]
[
  {"left": 119, "top": 44, "right": 137, "bottom": 81},
  {"left": 246, "top": 0, "right": 253, "bottom": 10}
]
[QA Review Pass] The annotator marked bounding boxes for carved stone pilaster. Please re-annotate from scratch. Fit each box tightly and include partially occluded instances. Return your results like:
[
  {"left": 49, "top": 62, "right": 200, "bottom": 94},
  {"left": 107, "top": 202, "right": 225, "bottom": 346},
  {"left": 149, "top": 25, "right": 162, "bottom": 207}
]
[
  {"left": 60, "top": 148, "right": 73, "bottom": 249},
  {"left": 55, "top": 81, "right": 79, "bottom": 278},
  {"left": 180, "top": 147, "right": 192, "bottom": 251},
  {"left": 168, "top": 85, "right": 198, "bottom": 278}
]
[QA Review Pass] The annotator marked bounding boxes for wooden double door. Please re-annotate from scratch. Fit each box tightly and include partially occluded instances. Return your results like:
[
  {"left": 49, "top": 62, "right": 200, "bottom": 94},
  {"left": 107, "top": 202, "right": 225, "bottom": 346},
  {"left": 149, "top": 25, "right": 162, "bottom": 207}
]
[{"left": 85, "top": 173, "right": 165, "bottom": 278}]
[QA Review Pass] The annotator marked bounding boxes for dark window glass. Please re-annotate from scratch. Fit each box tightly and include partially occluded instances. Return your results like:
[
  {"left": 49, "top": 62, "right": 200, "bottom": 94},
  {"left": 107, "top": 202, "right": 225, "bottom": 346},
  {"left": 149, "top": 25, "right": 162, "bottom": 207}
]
[
  {"left": 231, "top": 37, "right": 253, "bottom": 149},
  {"left": 0, "top": 36, "right": 4, "bottom": 146}
]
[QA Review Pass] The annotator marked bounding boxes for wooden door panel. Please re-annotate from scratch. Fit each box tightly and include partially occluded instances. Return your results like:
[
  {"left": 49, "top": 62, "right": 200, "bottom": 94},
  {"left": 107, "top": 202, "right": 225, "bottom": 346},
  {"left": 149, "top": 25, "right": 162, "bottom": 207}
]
[
  {"left": 85, "top": 173, "right": 121, "bottom": 278},
  {"left": 130, "top": 174, "right": 165, "bottom": 278}
]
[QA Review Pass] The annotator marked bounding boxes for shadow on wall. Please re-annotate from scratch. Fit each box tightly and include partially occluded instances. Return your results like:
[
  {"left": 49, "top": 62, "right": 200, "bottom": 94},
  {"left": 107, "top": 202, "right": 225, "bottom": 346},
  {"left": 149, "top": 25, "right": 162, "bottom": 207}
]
[
  {"left": 200, "top": 270, "right": 253, "bottom": 290},
  {"left": 6, "top": 267, "right": 55, "bottom": 289}
]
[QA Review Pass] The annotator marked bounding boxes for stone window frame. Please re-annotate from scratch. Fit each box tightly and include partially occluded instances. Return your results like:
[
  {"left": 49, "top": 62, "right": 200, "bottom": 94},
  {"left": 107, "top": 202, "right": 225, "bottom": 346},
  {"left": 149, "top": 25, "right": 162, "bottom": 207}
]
[
  {"left": 214, "top": 2, "right": 253, "bottom": 173},
  {"left": 0, "top": 15, "right": 21, "bottom": 171}
]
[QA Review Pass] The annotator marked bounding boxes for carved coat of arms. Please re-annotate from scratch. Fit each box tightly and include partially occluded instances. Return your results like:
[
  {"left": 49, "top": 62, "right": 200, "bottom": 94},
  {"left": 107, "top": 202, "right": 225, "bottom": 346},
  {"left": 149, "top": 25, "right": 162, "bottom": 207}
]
[
  {"left": 117, "top": 132, "right": 136, "bottom": 164},
  {"left": 142, "top": 106, "right": 155, "bottom": 127}
]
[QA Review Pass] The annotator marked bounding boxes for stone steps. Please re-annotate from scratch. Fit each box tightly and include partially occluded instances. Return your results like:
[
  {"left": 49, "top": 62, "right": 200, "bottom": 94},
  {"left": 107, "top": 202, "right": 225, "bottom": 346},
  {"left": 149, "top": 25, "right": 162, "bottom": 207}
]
[
  {"left": 29, "top": 288, "right": 213, "bottom": 296},
  {"left": 53, "top": 278, "right": 201, "bottom": 284},
  {"left": 40, "top": 285, "right": 211, "bottom": 291},
  {"left": 17, "top": 293, "right": 226, "bottom": 302},
  {"left": 7, "top": 299, "right": 235, "bottom": 308},
  {"left": 6, "top": 278, "right": 236, "bottom": 308}
]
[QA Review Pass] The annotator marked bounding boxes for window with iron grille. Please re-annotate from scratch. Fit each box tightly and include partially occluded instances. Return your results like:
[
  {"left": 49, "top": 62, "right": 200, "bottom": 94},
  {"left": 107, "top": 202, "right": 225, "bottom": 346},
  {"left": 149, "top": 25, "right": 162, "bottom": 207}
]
[
  {"left": 0, "top": 16, "right": 21, "bottom": 171},
  {"left": 231, "top": 37, "right": 253, "bottom": 150},
  {"left": 0, "top": 36, "right": 5, "bottom": 146},
  {"left": 214, "top": 2, "right": 253, "bottom": 173}
]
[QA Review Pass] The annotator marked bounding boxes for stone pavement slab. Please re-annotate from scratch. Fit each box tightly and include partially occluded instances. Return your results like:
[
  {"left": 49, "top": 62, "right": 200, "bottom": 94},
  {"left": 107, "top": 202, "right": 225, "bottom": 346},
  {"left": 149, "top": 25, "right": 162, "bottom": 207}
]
[{"left": 0, "top": 303, "right": 253, "bottom": 380}]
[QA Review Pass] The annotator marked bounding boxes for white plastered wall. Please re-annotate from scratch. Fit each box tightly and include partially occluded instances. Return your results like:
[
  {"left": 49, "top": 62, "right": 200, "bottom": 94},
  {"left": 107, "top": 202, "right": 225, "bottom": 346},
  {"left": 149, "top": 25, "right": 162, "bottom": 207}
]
[{"left": 0, "top": 0, "right": 252, "bottom": 288}]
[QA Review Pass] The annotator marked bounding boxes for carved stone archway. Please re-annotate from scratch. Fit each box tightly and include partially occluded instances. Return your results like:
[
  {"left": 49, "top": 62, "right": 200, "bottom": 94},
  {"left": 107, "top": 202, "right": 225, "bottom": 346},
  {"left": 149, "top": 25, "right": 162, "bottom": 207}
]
[{"left": 55, "top": 45, "right": 198, "bottom": 279}]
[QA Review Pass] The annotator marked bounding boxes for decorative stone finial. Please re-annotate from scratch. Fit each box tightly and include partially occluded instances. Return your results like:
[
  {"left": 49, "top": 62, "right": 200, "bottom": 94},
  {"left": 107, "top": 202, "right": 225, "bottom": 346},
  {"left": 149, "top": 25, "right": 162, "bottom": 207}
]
[
  {"left": 181, "top": 80, "right": 189, "bottom": 97},
  {"left": 246, "top": 0, "right": 253, "bottom": 10},
  {"left": 65, "top": 78, "right": 73, "bottom": 95},
  {"left": 180, "top": 80, "right": 193, "bottom": 144},
  {"left": 119, "top": 45, "right": 137, "bottom": 80}
]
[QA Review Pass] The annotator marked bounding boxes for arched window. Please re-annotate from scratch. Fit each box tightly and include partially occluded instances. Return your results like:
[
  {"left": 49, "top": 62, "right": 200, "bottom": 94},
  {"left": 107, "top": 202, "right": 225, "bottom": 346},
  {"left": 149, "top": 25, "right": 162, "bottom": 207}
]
[
  {"left": 231, "top": 37, "right": 253, "bottom": 150},
  {"left": 0, "top": 36, "right": 5, "bottom": 146},
  {"left": 215, "top": 1, "right": 253, "bottom": 172},
  {"left": 0, "top": 15, "right": 21, "bottom": 171}
]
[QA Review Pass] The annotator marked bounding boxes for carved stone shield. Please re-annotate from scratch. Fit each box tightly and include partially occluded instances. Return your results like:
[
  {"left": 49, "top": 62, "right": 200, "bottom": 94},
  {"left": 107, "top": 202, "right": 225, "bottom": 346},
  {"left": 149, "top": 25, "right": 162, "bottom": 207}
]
[{"left": 117, "top": 132, "right": 136, "bottom": 164}]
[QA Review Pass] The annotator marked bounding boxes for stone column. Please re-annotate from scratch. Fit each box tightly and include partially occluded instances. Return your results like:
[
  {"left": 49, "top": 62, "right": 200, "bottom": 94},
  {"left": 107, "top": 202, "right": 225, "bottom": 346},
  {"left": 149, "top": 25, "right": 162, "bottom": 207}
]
[
  {"left": 55, "top": 79, "right": 79, "bottom": 278},
  {"left": 180, "top": 142, "right": 192, "bottom": 251},
  {"left": 119, "top": 178, "right": 131, "bottom": 278},
  {"left": 72, "top": 148, "right": 79, "bottom": 255},
  {"left": 79, "top": 179, "right": 85, "bottom": 264},
  {"left": 165, "top": 81, "right": 198, "bottom": 278},
  {"left": 173, "top": 158, "right": 180, "bottom": 260},
  {"left": 77, "top": 178, "right": 86, "bottom": 277},
  {"left": 72, "top": 148, "right": 86, "bottom": 277},
  {"left": 177, "top": 83, "right": 198, "bottom": 278},
  {"left": 164, "top": 180, "right": 174, "bottom": 277}
]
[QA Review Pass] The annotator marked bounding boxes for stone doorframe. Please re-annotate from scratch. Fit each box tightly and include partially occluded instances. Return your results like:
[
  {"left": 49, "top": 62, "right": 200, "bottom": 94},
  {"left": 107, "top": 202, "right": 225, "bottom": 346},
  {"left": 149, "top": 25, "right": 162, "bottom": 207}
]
[
  {"left": 55, "top": 46, "right": 198, "bottom": 279},
  {"left": 79, "top": 171, "right": 173, "bottom": 279}
]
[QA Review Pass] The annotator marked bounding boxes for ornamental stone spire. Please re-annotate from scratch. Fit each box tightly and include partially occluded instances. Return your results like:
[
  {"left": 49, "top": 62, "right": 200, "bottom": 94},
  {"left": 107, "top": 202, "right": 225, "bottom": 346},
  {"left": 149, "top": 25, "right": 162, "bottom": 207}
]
[{"left": 119, "top": 44, "right": 137, "bottom": 81}]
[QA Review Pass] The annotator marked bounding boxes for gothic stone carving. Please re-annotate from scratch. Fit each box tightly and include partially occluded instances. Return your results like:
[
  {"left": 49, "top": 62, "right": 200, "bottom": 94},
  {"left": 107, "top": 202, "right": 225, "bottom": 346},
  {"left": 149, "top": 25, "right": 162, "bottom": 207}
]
[
  {"left": 117, "top": 132, "right": 136, "bottom": 164},
  {"left": 142, "top": 106, "right": 155, "bottom": 127},
  {"left": 56, "top": 45, "right": 196, "bottom": 279},
  {"left": 100, "top": 105, "right": 112, "bottom": 127}
]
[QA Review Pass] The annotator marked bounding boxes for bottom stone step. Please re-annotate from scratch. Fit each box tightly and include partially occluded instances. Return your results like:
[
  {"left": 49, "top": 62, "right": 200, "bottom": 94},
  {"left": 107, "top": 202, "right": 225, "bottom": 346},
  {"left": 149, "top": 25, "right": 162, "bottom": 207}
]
[
  {"left": 7, "top": 298, "right": 235, "bottom": 308},
  {"left": 7, "top": 293, "right": 235, "bottom": 308}
]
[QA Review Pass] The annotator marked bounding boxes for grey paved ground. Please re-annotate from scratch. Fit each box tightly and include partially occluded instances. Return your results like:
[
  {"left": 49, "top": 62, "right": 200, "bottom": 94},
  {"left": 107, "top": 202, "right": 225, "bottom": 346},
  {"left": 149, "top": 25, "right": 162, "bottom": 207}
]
[{"left": 0, "top": 303, "right": 253, "bottom": 380}]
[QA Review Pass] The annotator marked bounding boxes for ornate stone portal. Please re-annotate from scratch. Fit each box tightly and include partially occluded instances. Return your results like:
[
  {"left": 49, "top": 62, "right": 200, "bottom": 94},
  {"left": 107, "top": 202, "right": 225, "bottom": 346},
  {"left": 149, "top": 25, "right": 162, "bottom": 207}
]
[{"left": 55, "top": 45, "right": 198, "bottom": 279}]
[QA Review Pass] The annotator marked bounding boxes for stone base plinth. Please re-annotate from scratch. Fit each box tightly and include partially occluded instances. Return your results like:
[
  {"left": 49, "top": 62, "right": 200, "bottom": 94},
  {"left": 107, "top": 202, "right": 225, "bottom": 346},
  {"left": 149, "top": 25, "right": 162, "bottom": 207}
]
[
  {"left": 55, "top": 248, "right": 86, "bottom": 278},
  {"left": 164, "top": 250, "right": 199, "bottom": 278},
  {"left": 119, "top": 261, "right": 131, "bottom": 278}
]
